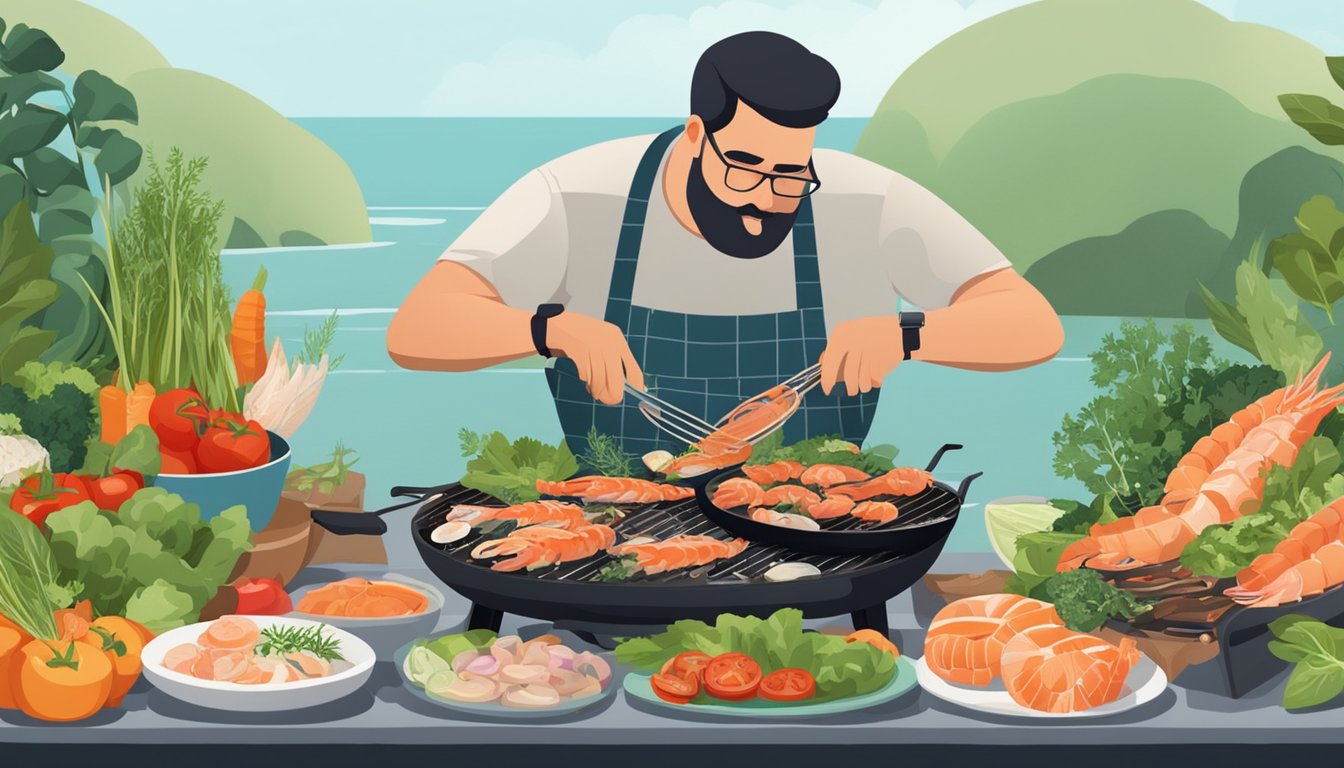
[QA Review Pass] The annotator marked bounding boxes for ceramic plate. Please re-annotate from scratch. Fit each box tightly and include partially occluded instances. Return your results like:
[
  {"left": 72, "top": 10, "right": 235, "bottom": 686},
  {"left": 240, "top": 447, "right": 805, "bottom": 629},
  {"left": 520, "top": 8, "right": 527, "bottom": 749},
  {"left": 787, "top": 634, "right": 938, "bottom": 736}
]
[
  {"left": 915, "top": 653, "right": 1167, "bottom": 719},
  {"left": 392, "top": 638, "right": 617, "bottom": 720},
  {"left": 141, "top": 616, "right": 376, "bottom": 712},
  {"left": 623, "top": 656, "right": 918, "bottom": 718}
]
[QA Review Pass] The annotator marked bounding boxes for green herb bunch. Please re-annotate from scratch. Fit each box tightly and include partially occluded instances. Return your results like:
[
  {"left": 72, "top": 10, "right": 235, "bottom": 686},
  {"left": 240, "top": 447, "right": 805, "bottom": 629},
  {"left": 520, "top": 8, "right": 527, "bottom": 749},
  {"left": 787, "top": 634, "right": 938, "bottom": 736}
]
[{"left": 256, "top": 623, "right": 344, "bottom": 662}]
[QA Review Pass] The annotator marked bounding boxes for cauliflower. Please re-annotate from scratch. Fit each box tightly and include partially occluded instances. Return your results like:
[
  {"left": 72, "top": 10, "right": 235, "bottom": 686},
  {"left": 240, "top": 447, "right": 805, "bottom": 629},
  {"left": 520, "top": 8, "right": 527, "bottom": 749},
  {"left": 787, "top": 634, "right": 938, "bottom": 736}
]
[{"left": 0, "top": 416, "right": 51, "bottom": 488}]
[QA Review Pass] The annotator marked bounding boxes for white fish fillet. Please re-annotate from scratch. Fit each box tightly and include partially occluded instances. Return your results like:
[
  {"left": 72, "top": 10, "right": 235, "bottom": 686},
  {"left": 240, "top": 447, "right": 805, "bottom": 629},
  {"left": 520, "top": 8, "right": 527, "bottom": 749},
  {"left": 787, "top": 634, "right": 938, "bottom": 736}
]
[{"left": 244, "top": 339, "right": 329, "bottom": 438}]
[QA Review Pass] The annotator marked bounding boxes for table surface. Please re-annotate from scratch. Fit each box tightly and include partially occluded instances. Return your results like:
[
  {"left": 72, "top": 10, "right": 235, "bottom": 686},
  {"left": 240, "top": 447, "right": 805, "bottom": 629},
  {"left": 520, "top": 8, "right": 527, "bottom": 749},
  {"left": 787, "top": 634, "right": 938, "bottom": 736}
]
[{"left": 2, "top": 552, "right": 1341, "bottom": 747}]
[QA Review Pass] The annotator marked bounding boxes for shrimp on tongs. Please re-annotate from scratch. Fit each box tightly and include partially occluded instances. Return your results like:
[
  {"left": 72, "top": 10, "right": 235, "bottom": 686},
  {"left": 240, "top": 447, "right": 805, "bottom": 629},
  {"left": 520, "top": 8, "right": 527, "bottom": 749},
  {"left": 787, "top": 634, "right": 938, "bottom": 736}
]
[{"left": 632, "top": 364, "right": 823, "bottom": 478}]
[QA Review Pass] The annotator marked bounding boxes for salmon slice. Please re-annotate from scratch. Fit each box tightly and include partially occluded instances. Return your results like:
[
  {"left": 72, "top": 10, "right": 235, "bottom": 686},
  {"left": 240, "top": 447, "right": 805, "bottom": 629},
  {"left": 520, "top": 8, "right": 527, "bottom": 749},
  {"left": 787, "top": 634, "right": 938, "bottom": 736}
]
[
  {"left": 743, "top": 461, "right": 805, "bottom": 486},
  {"left": 711, "top": 477, "right": 767, "bottom": 509},
  {"left": 607, "top": 535, "right": 749, "bottom": 575},
  {"left": 535, "top": 477, "right": 693, "bottom": 504},
  {"left": 800, "top": 464, "right": 870, "bottom": 488},
  {"left": 808, "top": 495, "right": 856, "bottom": 520},
  {"left": 762, "top": 485, "right": 821, "bottom": 508},
  {"left": 851, "top": 500, "right": 899, "bottom": 524}
]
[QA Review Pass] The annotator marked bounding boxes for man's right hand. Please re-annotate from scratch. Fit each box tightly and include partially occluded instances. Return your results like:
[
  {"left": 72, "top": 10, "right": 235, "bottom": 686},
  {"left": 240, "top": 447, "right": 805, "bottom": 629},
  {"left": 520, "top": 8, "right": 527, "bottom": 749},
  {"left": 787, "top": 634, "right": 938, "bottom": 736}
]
[{"left": 548, "top": 312, "right": 645, "bottom": 405}]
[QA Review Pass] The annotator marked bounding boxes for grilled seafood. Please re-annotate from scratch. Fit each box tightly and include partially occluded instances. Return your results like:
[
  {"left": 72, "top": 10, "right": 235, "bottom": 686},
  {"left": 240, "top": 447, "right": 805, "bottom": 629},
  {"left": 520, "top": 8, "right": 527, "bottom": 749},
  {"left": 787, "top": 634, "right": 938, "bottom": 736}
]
[
  {"left": 799, "top": 463, "right": 869, "bottom": 488},
  {"left": 742, "top": 461, "right": 805, "bottom": 486},
  {"left": 807, "top": 495, "right": 856, "bottom": 520},
  {"left": 607, "top": 534, "right": 749, "bottom": 575},
  {"left": 749, "top": 506, "right": 821, "bottom": 531},
  {"left": 827, "top": 467, "right": 934, "bottom": 501},
  {"left": 446, "top": 500, "right": 588, "bottom": 529},
  {"left": 923, "top": 595, "right": 1063, "bottom": 686},
  {"left": 535, "top": 476, "right": 693, "bottom": 504},
  {"left": 471, "top": 522, "right": 617, "bottom": 572},
  {"left": 850, "top": 500, "right": 899, "bottom": 524},
  {"left": 1000, "top": 625, "right": 1140, "bottom": 713},
  {"left": 762, "top": 484, "right": 821, "bottom": 509},
  {"left": 710, "top": 477, "right": 767, "bottom": 509},
  {"left": 1225, "top": 497, "right": 1344, "bottom": 607},
  {"left": 660, "top": 442, "right": 753, "bottom": 478}
]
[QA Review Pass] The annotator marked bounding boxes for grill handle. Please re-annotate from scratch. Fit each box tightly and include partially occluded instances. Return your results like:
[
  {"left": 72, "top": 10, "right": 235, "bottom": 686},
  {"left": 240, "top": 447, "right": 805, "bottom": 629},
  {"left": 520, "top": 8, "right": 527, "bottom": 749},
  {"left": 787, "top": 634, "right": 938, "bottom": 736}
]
[
  {"left": 924, "top": 443, "right": 963, "bottom": 473},
  {"left": 310, "top": 490, "right": 449, "bottom": 536},
  {"left": 956, "top": 471, "right": 983, "bottom": 502}
]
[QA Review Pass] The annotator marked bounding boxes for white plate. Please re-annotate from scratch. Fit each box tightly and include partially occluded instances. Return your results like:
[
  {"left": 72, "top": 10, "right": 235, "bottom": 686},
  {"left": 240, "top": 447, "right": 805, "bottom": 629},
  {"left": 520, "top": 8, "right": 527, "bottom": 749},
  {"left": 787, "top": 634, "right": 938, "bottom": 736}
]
[
  {"left": 141, "top": 616, "right": 377, "bottom": 712},
  {"left": 915, "top": 653, "right": 1167, "bottom": 719}
]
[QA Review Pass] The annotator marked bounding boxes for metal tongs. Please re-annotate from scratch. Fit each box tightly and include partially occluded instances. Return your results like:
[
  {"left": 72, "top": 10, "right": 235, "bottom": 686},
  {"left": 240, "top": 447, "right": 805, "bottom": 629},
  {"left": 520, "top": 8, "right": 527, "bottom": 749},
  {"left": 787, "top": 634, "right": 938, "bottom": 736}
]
[{"left": 624, "top": 363, "right": 822, "bottom": 448}]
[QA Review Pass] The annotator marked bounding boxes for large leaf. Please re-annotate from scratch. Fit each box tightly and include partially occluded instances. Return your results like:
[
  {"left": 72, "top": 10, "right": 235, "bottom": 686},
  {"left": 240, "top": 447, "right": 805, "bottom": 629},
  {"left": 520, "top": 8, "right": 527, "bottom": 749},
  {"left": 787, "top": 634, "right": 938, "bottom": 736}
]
[
  {"left": 1268, "top": 615, "right": 1344, "bottom": 710},
  {"left": 1235, "top": 260, "right": 1324, "bottom": 379},
  {"left": 0, "top": 164, "right": 27, "bottom": 218},
  {"left": 0, "top": 200, "right": 58, "bottom": 383},
  {"left": 0, "top": 71, "right": 64, "bottom": 111},
  {"left": 20, "top": 147, "right": 82, "bottom": 192},
  {"left": 1280, "top": 94, "right": 1344, "bottom": 146},
  {"left": 33, "top": 184, "right": 95, "bottom": 241},
  {"left": 0, "top": 24, "right": 65, "bottom": 75},
  {"left": 1198, "top": 282, "right": 1257, "bottom": 357},
  {"left": 1328, "top": 57, "right": 1344, "bottom": 93},
  {"left": 92, "top": 131, "right": 141, "bottom": 187},
  {"left": 1294, "top": 195, "right": 1344, "bottom": 253},
  {"left": 1268, "top": 233, "right": 1344, "bottom": 316},
  {"left": 71, "top": 71, "right": 137, "bottom": 125},
  {"left": 0, "top": 104, "right": 65, "bottom": 161}
]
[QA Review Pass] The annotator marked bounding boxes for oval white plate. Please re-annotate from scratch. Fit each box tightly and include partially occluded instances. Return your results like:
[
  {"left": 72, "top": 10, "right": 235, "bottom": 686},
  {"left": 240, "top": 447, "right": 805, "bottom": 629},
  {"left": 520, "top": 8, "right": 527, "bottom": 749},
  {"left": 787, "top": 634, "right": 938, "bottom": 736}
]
[
  {"left": 915, "top": 653, "right": 1167, "bottom": 719},
  {"left": 142, "top": 616, "right": 376, "bottom": 712}
]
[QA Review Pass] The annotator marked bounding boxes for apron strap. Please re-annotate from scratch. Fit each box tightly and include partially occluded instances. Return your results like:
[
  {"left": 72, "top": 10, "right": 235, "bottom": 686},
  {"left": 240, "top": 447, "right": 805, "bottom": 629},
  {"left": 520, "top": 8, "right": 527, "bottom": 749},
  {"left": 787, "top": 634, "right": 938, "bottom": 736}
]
[
  {"left": 604, "top": 127, "right": 683, "bottom": 327},
  {"left": 790, "top": 196, "right": 821, "bottom": 311}
]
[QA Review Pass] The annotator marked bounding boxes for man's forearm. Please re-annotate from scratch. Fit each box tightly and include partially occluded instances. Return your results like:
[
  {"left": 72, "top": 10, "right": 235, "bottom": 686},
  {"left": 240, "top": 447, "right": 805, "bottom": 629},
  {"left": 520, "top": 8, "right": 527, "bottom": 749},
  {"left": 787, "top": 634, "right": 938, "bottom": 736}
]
[
  {"left": 914, "top": 272, "right": 1064, "bottom": 371},
  {"left": 389, "top": 293, "right": 537, "bottom": 372}
]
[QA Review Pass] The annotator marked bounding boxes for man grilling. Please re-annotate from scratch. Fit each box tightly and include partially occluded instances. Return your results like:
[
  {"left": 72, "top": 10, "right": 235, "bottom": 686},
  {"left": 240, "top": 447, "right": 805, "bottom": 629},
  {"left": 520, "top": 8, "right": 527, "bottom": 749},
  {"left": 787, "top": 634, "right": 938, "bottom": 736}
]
[{"left": 388, "top": 32, "right": 1062, "bottom": 457}]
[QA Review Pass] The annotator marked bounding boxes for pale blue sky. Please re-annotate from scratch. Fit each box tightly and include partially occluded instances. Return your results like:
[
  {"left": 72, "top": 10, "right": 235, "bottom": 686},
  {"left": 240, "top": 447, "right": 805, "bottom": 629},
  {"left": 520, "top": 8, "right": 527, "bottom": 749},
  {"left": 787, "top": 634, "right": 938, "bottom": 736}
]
[{"left": 82, "top": 0, "right": 1344, "bottom": 117}]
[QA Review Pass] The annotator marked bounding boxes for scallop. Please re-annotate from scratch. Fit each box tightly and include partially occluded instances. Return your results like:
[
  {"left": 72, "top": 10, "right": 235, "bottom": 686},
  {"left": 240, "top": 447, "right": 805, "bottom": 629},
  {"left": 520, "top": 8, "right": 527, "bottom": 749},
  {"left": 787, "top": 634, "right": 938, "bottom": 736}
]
[
  {"left": 499, "top": 663, "right": 551, "bottom": 685},
  {"left": 430, "top": 520, "right": 471, "bottom": 544},
  {"left": 643, "top": 450, "right": 675, "bottom": 473},
  {"left": 621, "top": 536, "right": 658, "bottom": 546},
  {"left": 573, "top": 652, "right": 612, "bottom": 686},
  {"left": 763, "top": 562, "right": 822, "bottom": 582},
  {"left": 436, "top": 677, "right": 502, "bottom": 703},
  {"left": 501, "top": 683, "right": 562, "bottom": 709}
]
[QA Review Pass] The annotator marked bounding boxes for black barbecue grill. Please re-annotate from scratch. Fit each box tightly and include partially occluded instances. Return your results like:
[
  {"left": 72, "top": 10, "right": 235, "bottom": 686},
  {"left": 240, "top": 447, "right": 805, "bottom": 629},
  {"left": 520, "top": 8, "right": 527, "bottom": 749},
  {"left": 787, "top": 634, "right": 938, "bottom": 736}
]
[{"left": 409, "top": 477, "right": 965, "bottom": 637}]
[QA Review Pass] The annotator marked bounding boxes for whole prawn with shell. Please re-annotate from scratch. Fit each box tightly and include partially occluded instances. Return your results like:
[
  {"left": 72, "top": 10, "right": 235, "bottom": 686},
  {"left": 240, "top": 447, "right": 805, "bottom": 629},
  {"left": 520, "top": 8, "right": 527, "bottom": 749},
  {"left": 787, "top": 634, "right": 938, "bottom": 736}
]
[{"left": 1059, "top": 355, "right": 1344, "bottom": 572}]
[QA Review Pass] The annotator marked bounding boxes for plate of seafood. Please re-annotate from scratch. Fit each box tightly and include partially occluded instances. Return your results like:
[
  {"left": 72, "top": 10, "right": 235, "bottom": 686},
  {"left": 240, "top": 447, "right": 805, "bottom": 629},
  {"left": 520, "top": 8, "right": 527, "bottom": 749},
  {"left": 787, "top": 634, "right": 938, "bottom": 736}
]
[{"left": 915, "top": 594, "right": 1168, "bottom": 719}]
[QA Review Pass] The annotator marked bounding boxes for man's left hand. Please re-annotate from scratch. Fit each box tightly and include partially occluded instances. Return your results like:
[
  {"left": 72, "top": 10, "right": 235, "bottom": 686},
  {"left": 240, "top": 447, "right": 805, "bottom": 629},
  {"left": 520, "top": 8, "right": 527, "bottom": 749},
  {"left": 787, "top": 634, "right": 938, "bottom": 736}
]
[{"left": 819, "top": 316, "right": 905, "bottom": 396}]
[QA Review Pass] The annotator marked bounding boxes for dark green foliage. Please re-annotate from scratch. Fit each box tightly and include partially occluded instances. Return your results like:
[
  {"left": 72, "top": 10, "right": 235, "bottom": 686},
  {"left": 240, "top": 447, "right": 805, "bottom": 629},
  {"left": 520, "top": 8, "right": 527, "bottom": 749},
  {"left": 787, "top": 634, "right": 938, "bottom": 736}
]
[{"left": 0, "top": 382, "right": 95, "bottom": 471}]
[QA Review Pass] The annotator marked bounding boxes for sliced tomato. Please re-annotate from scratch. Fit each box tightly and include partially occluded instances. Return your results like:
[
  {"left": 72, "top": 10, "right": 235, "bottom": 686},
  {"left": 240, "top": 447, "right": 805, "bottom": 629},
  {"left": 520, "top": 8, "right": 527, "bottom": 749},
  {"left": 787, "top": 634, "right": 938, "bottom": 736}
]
[
  {"left": 89, "top": 472, "right": 144, "bottom": 512},
  {"left": 149, "top": 388, "right": 209, "bottom": 451},
  {"left": 8, "top": 473, "right": 93, "bottom": 527},
  {"left": 651, "top": 672, "right": 700, "bottom": 704},
  {"left": 660, "top": 651, "right": 713, "bottom": 680},
  {"left": 232, "top": 577, "right": 293, "bottom": 615},
  {"left": 195, "top": 417, "right": 270, "bottom": 473},
  {"left": 703, "top": 653, "right": 762, "bottom": 701},
  {"left": 760, "top": 668, "right": 816, "bottom": 702}
]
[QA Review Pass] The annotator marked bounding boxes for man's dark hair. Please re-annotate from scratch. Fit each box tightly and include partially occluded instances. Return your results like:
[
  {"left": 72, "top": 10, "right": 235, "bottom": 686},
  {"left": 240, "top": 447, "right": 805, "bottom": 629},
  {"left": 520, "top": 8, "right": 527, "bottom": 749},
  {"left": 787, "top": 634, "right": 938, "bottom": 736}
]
[{"left": 690, "top": 32, "right": 841, "bottom": 133}]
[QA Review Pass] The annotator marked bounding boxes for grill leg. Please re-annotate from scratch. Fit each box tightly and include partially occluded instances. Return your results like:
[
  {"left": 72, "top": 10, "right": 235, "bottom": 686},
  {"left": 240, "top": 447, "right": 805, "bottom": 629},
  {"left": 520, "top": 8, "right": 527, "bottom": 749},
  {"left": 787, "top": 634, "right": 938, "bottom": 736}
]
[
  {"left": 851, "top": 605, "right": 890, "bottom": 637},
  {"left": 467, "top": 603, "right": 504, "bottom": 632}
]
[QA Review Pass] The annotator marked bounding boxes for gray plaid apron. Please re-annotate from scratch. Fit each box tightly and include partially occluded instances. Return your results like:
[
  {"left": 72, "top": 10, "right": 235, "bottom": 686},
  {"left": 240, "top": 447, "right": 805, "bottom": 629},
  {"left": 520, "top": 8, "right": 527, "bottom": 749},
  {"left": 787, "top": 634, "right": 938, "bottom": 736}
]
[{"left": 546, "top": 127, "right": 880, "bottom": 462}]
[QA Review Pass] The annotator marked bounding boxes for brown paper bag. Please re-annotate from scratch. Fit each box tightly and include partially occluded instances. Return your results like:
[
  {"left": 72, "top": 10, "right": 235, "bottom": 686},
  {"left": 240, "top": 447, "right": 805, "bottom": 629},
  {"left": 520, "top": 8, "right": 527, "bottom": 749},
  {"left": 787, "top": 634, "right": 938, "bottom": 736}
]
[{"left": 920, "top": 570, "right": 1222, "bottom": 682}]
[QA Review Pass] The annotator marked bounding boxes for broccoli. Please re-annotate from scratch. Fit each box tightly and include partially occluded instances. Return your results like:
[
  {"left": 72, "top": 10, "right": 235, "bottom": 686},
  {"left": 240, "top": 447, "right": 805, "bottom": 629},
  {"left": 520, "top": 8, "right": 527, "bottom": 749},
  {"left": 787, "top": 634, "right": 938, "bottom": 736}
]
[
  {"left": 1044, "top": 569, "right": 1151, "bottom": 632},
  {"left": 0, "top": 412, "right": 22, "bottom": 436},
  {"left": 0, "top": 382, "right": 96, "bottom": 472}
]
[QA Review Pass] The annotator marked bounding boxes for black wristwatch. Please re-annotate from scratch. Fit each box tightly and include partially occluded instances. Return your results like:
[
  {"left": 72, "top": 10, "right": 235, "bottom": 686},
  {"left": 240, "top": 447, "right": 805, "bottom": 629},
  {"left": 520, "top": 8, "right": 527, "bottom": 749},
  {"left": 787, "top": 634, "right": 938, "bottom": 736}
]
[
  {"left": 899, "top": 311, "right": 924, "bottom": 360},
  {"left": 531, "top": 303, "right": 566, "bottom": 357}
]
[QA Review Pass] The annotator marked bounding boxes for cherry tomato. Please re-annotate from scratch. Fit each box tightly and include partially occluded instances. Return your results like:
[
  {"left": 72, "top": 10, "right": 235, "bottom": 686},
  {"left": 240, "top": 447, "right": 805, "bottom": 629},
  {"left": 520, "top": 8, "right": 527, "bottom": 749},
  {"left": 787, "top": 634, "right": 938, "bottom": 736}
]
[
  {"left": 651, "top": 672, "right": 700, "bottom": 704},
  {"left": 159, "top": 447, "right": 197, "bottom": 475},
  {"left": 148, "top": 388, "right": 210, "bottom": 451},
  {"left": 703, "top": 653, "right": 762, "bottom": 701},
  {"left": 8, "top": 473, "right": 92, "bottom": 527},
  {"left": 195, "top": 417, "right": 270, "bottom": 473},
  {"left": 232, "top": 577, "right": 293, "bottom": 615},
  {"left": 89, "top": 472, "right": 144, "bottom": 512},
  {"left": 759, "top": 668, "right": 817, "bottom": 702},
  {"left": 660, "top": 651, "right": 713, "bottom": 681}
]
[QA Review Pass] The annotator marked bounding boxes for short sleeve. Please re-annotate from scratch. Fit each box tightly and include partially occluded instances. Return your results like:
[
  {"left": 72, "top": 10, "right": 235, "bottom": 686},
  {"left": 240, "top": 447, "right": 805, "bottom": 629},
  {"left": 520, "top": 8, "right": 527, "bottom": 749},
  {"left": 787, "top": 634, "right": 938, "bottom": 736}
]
[
  {"left": 437, "top": 168, "right": 568, "bottom": 309},
  {"left": 879, "top": 173, "right": 1012, "bottom": 309}
]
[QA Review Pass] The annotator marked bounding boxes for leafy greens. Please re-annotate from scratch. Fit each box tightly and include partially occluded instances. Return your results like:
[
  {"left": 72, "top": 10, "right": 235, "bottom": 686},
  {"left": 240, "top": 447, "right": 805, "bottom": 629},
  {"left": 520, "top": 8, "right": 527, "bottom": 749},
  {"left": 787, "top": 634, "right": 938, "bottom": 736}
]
[
  {"left": 457, "top": 429, "right": 580, "bottom": 504},
  {"left": 614, "top": 608, "right": 897, "bottom": 703},
  {"left": 747, "top": 432, "right": 899, "bottom": 475},
  {"left": 1268, "top": 614, "right": 1344, "bottom": 710}
]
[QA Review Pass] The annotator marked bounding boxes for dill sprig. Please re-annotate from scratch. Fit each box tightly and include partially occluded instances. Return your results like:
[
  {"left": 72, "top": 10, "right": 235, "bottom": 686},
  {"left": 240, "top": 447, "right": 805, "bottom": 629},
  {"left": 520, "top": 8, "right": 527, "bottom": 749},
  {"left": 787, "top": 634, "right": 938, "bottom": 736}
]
[
  {"left": 294, "top": 310, "right": 345, "bottom": 370},
  {"left": 578, "top": 427, "right": 635, "bottom": 477},
  {"left": 255, "top": 623, "right": 344, "bottom": 661}
]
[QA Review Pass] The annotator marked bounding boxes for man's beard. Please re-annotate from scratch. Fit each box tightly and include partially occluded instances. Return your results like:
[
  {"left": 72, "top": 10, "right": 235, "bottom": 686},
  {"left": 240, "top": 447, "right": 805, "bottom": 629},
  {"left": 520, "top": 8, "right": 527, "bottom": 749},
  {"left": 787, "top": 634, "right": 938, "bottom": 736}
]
[{"left": 686, "top": 156, "right": 798, "bottom": 259}]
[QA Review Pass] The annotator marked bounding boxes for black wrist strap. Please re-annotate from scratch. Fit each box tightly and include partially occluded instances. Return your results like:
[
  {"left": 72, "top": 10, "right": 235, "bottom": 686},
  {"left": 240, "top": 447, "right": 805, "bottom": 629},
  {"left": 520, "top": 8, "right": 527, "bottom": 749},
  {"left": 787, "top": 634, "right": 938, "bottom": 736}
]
[
  {"left": 899, "top": 311, "right": 924, "bottom": 361},
  {"left": 531, "top": 303, "right": 565, "bottom": 358}
]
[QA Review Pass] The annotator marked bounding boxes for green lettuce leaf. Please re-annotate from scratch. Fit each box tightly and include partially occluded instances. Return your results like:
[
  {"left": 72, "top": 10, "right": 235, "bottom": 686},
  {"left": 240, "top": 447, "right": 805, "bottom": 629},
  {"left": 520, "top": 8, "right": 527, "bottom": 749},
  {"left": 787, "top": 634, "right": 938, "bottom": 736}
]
[
  {"left": 124, "top": 579, "right": 197, "bottom": 634},
  {"left": 1268, "top": 614, "right": 1344, "bottom": 710},
  {"left": 458, "top": 431, "right": 580, "bottom": 504}
]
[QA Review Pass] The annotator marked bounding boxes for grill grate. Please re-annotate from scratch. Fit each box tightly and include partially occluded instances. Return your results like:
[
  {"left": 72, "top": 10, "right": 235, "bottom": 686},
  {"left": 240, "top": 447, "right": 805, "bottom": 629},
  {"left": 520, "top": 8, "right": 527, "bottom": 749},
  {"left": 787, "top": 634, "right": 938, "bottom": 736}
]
[{"left": 412, "top": 484, "right": 960, "bottom": 585}]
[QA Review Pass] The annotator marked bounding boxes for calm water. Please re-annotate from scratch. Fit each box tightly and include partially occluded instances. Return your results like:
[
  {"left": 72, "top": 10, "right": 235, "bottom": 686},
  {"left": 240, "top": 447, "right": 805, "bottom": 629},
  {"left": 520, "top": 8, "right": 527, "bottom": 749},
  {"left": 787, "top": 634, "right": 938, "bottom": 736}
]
[{"left": 219, "top": 118, "right": 1252, "bottom": 566}]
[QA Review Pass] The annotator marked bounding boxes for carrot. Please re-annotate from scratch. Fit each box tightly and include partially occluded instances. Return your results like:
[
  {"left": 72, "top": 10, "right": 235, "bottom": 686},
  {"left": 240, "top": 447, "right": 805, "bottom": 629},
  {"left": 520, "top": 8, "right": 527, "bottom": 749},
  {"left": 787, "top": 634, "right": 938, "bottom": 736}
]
[
  {"left": 126, "top": 381, "right": 156, "bottom": 431},
  {"left": 99, "top": 385, "right": 128, "bottom": 444},
  {"left": 231, "top": 266, "right": 268, "bottom": 386}
]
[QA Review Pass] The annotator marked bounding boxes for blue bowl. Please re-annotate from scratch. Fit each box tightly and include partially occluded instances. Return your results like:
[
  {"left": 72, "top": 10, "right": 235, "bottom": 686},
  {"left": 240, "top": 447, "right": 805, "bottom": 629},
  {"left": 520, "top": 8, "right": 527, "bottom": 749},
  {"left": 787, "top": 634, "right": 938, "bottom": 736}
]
[{"left": 152, "top": 431, "right": 292, "bottom": 532}]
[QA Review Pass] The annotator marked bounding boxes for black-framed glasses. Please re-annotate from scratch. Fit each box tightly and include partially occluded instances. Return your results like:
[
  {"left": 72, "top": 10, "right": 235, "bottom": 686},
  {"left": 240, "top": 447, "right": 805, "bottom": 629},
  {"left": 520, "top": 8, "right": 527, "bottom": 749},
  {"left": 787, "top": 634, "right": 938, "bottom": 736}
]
[{"left": 703, "top": 131, "right": 820, "bottom": 199}]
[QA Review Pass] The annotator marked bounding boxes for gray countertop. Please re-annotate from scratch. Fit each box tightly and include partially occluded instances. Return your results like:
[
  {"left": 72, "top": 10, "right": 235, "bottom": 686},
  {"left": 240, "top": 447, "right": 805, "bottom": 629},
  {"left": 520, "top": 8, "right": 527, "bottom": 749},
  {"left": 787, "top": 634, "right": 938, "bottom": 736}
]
[{"left": 2, "top": 552, "right": 1341, "bottom": 746}]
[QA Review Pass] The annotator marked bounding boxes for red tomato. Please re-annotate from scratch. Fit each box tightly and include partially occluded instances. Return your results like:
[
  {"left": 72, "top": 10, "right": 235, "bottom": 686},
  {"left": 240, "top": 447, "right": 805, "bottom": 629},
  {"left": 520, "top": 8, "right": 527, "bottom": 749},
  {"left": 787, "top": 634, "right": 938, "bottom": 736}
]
[
  {"left": 89, "top": 472, "right": 144, "bottom": 512},
  {"left": 660, "top": 651, "right": 713, "bottom": 681},
  {"left": 159, "top": 447, "right": 197, "bottom": 475},
  {"left": 149, "top": 388, "right": 209, "bottom": 451},
  {"left": 703, "top": 653, "right": 762, "bottom": 701},
  {"left": 651, "top": 672, "right": 700, "bottom": 704},
  {"left": 195, "top": 417, "right": 270, "bottom": 473},
  {"left": 8, "top": 473, "right": 92, "bottom": 527},
  {"left": 232, "top": 577, "right": 293, "bottom": 615},
  {"left": 759, "top": 668, "right": 816, "bottom": 702}
]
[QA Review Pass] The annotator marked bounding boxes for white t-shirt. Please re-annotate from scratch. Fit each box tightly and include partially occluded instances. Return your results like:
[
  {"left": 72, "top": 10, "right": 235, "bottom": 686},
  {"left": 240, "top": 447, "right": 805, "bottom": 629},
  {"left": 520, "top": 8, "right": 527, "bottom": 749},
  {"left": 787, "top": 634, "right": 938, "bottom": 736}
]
[{"left": 438, "top": 133, "right": 1011, "bottom": 331}]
